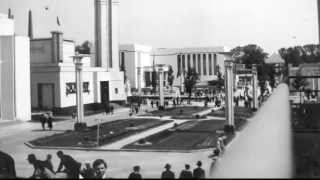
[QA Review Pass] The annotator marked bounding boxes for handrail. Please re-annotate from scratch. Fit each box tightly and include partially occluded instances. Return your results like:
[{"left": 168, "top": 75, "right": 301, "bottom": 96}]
[{"left": 210, "top": 83, "right": 292, "bottom": 178}]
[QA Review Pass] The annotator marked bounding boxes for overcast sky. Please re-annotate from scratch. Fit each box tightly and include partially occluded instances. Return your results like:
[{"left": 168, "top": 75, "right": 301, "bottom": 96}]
[{"left": 0, "top": 0, "right": 318, "bottom": 54}]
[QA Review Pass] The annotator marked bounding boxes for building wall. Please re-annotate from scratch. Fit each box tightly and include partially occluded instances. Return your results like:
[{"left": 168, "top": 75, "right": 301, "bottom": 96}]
[
  {"left": 0, "top": 36, "right": 15, "bottom": 120},
  {"left": 30, "top": 40, "right": 52, "bottom": 64},
  {"left": 30, "top": 70, "right": 60, "bottom": 109},
  {"left": 120, "top": 44, "right": 229, "bottom": 89},
  {"left": 0, "top": 17, "right": 14, "bottom": 35},
  {"left": 14, "top": 36, "right": 31, "bottom": 121}
]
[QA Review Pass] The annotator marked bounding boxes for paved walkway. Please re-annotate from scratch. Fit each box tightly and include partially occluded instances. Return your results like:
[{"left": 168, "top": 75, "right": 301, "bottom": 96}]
[
  {"left": 0, "top": 103, "right": 229, "bottom": 178},
  {"left": 101, "top": 119, "right": 189, "bottom": 149}
]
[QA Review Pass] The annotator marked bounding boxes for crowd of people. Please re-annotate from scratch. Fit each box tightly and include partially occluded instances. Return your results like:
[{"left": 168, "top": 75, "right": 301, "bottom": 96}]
[{"left": 0, "top": 149, "right": 210, "bottom": 179}]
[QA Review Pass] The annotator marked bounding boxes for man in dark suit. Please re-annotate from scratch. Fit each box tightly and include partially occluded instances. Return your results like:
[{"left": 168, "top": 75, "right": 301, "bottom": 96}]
[
  {"left": 56, "top": 151, "right": 81, "bottom": 178},
  {"left": 161, "top": 163, "right": 175, "bottom": 179},
  {"left": 0, "top": 151, "right": 16, "bottom": 178},
  {"left": 193, "top": 161, "right": 205, "bottom": 179}
]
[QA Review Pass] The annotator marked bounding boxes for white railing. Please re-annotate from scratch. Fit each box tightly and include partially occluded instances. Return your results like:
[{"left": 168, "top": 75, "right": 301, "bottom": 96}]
[{"left": 210, "top": 83, "right": 292, "bottom": 178}]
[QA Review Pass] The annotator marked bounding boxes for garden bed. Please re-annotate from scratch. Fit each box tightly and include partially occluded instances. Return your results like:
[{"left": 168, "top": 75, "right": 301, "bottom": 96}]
[
  {"left": 29, "top": 118, "right": 172, "bottom": 148},
  {"left": 142, "top": 106, "right": 211, "bottom": 119},
  {"left": 208, "top": 107, "right": 254, "bottom": 119},
  {"left": 123, "top": 120, "right": 227, "bottom": 150}
]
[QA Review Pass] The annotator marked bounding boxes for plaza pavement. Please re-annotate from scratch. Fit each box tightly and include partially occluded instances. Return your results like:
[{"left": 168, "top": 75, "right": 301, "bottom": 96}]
[{"left": 0, "top": 103, "right": 229, "bottom": 178}]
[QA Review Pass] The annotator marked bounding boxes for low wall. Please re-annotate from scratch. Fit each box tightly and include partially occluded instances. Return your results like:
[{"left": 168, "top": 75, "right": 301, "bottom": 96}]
[{"left": 211, "top": 83, "right": 292, "bottom": 178}]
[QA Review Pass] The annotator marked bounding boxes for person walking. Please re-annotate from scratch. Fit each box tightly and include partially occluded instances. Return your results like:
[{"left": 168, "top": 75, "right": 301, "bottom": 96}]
[
  {"left": 47, "top": 112, "right": 53, "bottom": 130},
  {"left": 179, "top": 164, "right": 193, "bottom": 179},
  {"left": 128, "top": 165, "right": 142, "bottom": 179},
  {"left": 93, "top": 159, "right": 111, "bottom": 179},
  {"left": 110, "top": 105, "right": 114, "bottom": 115},
  {"left": 40, "top": 113, "right": 47, "bottom": 130},
  {"left": 161, "top": 163, "right": 175, "bottom": 179},
  {"left": 0, "top": 151, "right": 16, "bottom": 178},
  {"left": 56, "top": 151, "right": 82, "bottom": 179},
  {"left": 193, "top": 161, "right": 205, "bottom": 179}
]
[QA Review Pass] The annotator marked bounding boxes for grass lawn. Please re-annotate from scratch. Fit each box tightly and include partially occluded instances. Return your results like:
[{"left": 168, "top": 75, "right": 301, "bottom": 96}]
[
  {"left": 142, "top": 106, "right": 211, "bottom": 119},
  {"left": 29, "top": 118, "right": 172, "bottom": 148},
  {"left": 123, "top": 120, "right": 227, "bottom": 150}
]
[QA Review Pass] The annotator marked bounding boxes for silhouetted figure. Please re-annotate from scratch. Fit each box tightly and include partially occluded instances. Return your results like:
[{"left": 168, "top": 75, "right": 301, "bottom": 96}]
[
  {"left": 27, "top": 154, "right": 53, "bottom": 178},
  {"left": 47, "top": 112, "right": 53, "bottom": 130},
  {"left": 110, "top": 105, "right": 114, "bottom": 115},
  {"left": 56, "top": 151, "right": 81, "bottom": 179},
  {"left": 40, "top": 113, "right": 47, "bottom": 130},
  {"left": 93, "top": 159, "right": 111, "bottom": 179},
  {"left": 179, "top": 164, "right": 193, "bottom": 179},
  {"left": 193, "top": 161, "right": 205, "bottom": 179},
  {"left": 151, "top": 100, "right": 154, "bottom": 108},
  {"left": 161, "top": 163, "right": 175, "bottom": 179},
  {"left": 0, "top": 151, "right": 16, "bottom": 178},
  {"left": 45, "top": 154, "right": 54, "bottom": 173},
  {"left": 128, "top": 165, "right": 142, "bottom": 179}
]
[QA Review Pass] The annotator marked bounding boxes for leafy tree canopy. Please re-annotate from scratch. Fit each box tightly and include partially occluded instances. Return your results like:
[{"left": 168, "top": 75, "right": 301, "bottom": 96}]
[{"left": 75, "top": 40, "right": 92, "bottom": 54}]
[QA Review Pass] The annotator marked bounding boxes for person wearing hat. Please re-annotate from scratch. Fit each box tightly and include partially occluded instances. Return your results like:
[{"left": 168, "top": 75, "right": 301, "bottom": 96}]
[
  {"left": 161, "top": 163, "right": 175, "bottom": 179},
  {"left": 193, "top": 161, "right": 205, "bottom": 179},
  {"left": 128, "top": 165, "right": 142, "bottom": 179},
  {"left": 179, "top": 164, "right": 193, "bottom": 179}
]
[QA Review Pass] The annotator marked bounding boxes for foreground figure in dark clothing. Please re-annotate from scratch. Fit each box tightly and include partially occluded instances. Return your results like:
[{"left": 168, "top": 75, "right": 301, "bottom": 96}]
[
  {"left": 56, "top": 151, "right": 81, "bottom": 179},
  {"left": 161, "top": 163, "right": 175, "bottom": 179},
  {"left": 179, "top": 164, "right": 193, "bottom": 179},
  {"left": 0, "top": 151, "right": 16, "bottom": 178},
  {"left": 128, "top": 165, "right": 142, "bottom": 179},
  {"left": 193, "top": 161, "right": 205, "bottom": 179}
]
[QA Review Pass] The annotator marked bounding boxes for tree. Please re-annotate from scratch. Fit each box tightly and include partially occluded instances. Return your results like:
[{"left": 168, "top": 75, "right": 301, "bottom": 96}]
[
  {"left": 231, "top": 44, "right": 268, "bottom": 69},
  {"left": 184, "top": 67, "right": 199, "bottom": 103},
  {"left": 167, "top": 65, "right": 174, "bottom": 89},
  {"left": 208, "top": 65, "right": 224, "bottom": 92},
  {"left": 75, "top": 40, "right": 92, "bottom": 54},
  {"left": 231, "top": 44, "right": 271, "bottom": 89},
  {"left": 291, "top": 72, "right": 309, "bottom": 91}
]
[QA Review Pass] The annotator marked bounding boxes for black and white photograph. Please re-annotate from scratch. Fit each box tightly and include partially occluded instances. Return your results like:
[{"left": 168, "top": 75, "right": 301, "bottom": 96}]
[{"left": 0, "top": 0, "right": 319, "bottom": 178}]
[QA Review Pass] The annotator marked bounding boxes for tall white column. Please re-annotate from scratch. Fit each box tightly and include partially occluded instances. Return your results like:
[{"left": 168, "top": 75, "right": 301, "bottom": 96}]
[
  {"left": 159, "top": 66, "right": 164, "bottom": 109},
  {"left": 225, "top": 60, "right": 234, "bottom": 126},
  {"left": 137, "top": 67, "right": 142, "bottom": 95},
  {"left": 74, "top": 55, "right": 85, "bottom": 127},
  {"left": 252, "top": 64, "right": 258, "bottom": 110}
]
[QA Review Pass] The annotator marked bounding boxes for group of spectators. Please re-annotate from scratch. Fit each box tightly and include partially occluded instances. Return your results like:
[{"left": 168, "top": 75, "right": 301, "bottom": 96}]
[{"left": 0, "top": 150, "right": 209, "bottom": 179}]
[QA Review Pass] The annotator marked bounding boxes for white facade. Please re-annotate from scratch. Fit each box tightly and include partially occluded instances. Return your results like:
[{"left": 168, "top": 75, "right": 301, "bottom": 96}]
[
  {"left": 0, "top": 14, "right": 31, "bottom": 121},
  {"left": 120, "top": 44, "right": 230, "bottom": 89},
  {"left": 30, "top": 33, "right": 125, "bottom": 110}
]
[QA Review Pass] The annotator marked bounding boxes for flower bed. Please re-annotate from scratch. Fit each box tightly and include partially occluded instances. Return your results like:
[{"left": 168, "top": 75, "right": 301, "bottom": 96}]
[{"left": 29, "top": 118, "right": 172, "bottom": 148}]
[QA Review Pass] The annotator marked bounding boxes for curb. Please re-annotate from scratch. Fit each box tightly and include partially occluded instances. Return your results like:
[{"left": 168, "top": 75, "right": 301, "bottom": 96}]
[{"left": 25, "top": 142, "right": 213, "bottom": 153}]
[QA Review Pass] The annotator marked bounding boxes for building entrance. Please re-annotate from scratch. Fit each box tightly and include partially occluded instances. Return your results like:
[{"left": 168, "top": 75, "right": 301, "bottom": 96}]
[
  {"left": 38, "top": 83, "right": 55, "bottom": 110},
  {"left": 100, "top": 81, "right": 109, "bottom": 104}
]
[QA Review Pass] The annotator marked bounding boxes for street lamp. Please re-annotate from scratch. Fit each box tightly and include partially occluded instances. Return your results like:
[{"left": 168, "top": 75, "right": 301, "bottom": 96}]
[{"left": 71, "top": 52, "right": 87, "bottom": 131}]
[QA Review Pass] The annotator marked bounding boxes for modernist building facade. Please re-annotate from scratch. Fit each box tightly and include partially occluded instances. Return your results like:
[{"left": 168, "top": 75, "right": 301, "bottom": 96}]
[
  {"left": 120, "top": 44, "right": 230, "bottom": 90},
  {"left": 30, "top": 0, "right": 125, "bottom": 111},
  {"left": 0, "top": 13, "right": 31, "bottom": 121}
]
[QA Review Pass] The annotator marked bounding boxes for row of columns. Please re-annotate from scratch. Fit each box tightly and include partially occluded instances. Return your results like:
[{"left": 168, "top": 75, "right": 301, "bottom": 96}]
[{"left": 178, "top": 53, "right": 217, "bottom": 76}]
